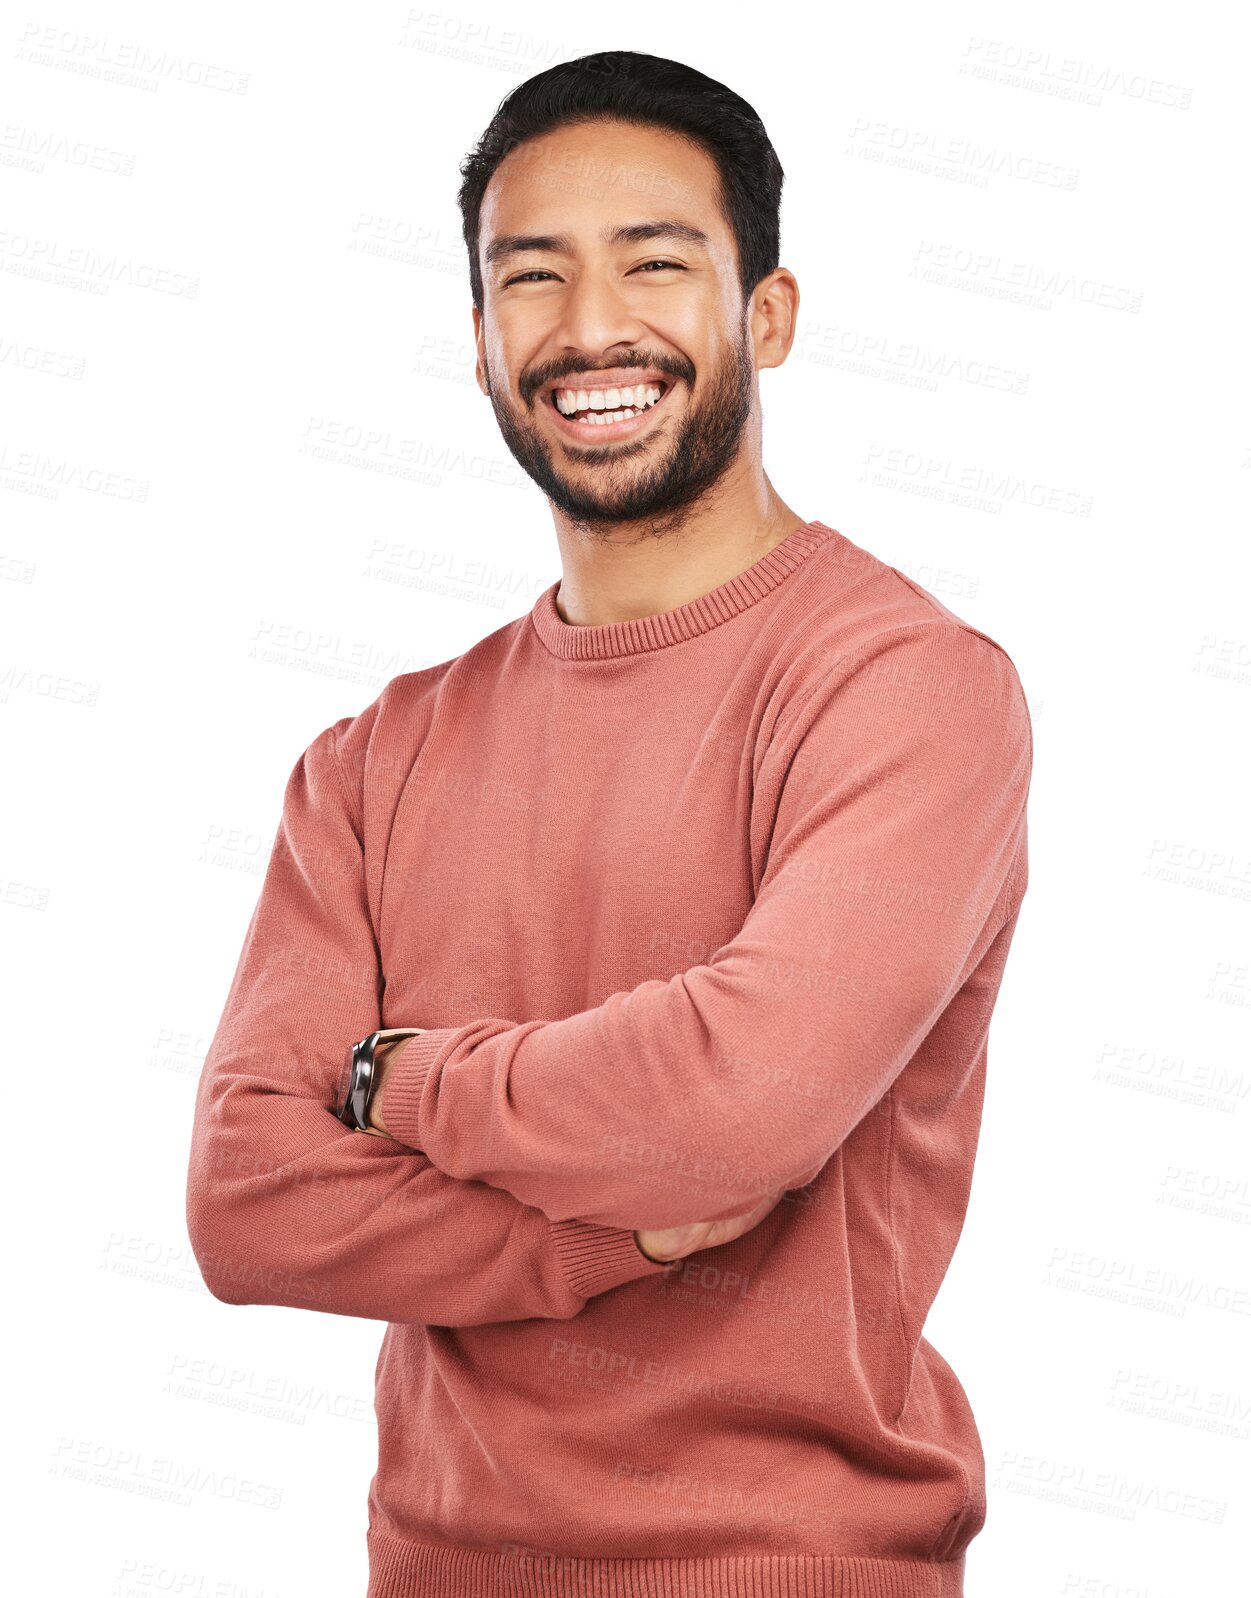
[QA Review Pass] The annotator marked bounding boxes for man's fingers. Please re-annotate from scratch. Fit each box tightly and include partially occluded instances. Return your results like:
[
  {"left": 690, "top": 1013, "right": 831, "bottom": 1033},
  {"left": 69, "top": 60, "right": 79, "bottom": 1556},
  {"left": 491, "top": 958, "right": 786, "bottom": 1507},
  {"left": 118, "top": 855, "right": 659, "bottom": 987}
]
[{"left": 639, "top": 1188, "right": 788, "bottom": 1262}]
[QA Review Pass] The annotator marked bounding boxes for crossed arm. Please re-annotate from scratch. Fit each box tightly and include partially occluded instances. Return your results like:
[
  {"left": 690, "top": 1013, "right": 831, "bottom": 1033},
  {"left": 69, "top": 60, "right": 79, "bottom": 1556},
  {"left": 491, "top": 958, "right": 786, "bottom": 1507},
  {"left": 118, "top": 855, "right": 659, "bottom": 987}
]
[
  {"left": 186, "top": 622, "right": 1030, "bottom": 1314},
  {"left": 184, "top": 715, "right": 671, "bottom": 1330}
]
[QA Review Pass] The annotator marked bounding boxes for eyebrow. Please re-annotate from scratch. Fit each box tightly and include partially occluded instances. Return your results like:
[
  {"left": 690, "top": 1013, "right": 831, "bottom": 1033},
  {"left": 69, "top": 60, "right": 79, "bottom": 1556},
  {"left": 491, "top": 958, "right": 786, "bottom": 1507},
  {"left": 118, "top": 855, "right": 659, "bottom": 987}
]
[{"left": 483, "top": 220, "right": 711, "bottom": 273}]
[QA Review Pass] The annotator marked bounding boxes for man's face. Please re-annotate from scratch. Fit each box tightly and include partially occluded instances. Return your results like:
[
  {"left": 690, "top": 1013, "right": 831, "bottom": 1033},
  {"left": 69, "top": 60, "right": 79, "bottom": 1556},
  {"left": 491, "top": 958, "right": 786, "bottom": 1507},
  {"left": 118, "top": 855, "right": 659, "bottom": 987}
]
[{"left": 472, "top": 119, "right": 758, "bottom": 529}]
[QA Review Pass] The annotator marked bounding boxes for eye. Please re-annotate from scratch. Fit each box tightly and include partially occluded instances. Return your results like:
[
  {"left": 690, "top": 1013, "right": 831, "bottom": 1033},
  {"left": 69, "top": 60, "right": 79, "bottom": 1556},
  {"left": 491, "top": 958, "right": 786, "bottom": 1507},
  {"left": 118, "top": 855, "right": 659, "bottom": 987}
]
[{"left": 501, "top": 260, "right": 688, "bottom": 288}]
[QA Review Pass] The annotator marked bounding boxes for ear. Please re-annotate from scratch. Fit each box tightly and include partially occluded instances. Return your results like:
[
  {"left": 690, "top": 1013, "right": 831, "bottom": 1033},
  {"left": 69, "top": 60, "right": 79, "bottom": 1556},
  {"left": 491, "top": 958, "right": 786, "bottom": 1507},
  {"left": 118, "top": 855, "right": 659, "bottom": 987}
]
[
  {"left": 472, "top": 305, "right": 490, "bottom": 398},
  {"left": 750, "top": 267, "right": 800, "bottom": 375}
]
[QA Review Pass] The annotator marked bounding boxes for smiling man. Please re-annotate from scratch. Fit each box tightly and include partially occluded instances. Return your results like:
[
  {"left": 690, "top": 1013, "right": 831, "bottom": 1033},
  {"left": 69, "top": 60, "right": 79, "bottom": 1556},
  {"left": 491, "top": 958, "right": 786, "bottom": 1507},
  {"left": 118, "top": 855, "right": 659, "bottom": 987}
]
[
  {"left": 478, "top": 203, "right": 760, "bottom": 537},
  {"left": 187, "top": 49, "right": 1032, "bottom": 1598}
]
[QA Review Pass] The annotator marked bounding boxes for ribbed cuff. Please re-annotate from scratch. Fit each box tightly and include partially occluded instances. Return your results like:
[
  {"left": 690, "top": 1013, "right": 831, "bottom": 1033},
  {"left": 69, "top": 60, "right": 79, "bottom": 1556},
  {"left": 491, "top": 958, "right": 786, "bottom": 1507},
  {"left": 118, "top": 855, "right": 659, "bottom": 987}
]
[
  {"left": 373, "top": 1027, "right": 456, "bottom": 1151},
  {"left": 550, "top": 1217, "right": 674, "bottom": 1297}
]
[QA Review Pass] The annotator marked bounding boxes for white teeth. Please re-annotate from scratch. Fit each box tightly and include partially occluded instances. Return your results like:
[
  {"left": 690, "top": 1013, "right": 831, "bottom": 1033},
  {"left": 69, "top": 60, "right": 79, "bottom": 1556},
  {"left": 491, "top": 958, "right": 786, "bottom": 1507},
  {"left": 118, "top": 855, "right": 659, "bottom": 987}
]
[{"left": 553, "top": 382, "right": 665, "bottom": 417}]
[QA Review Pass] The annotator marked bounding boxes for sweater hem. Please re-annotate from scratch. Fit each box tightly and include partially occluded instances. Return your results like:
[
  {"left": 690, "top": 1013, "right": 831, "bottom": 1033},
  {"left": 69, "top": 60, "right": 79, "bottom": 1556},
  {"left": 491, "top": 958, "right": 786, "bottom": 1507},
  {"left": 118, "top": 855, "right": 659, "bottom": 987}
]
[{"left": 366, "top": 1529, "right": 967, "bottom": 1596}]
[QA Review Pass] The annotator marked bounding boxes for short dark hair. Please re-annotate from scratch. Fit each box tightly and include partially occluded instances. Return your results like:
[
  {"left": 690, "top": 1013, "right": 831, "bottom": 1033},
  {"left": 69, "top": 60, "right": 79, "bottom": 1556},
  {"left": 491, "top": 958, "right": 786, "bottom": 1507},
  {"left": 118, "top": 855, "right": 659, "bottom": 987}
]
[{"left": 456, "top": 50, "right": 785, "bottom": 315}]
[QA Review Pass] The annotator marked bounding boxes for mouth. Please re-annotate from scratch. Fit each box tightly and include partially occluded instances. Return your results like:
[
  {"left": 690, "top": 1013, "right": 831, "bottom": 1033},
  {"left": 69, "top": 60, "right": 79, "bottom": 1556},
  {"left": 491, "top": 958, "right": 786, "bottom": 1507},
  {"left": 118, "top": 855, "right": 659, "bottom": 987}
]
[{"left": 542, "top": 378, "right": 677, "bottom": 442}]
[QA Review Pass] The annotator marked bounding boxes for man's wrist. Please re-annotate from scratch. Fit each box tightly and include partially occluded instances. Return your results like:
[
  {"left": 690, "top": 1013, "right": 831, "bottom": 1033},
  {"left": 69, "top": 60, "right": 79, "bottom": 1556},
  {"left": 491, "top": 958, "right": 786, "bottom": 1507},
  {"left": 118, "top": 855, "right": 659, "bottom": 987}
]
[{"left": 364, "top": 1032, "right": 423, "bottom": 1137}]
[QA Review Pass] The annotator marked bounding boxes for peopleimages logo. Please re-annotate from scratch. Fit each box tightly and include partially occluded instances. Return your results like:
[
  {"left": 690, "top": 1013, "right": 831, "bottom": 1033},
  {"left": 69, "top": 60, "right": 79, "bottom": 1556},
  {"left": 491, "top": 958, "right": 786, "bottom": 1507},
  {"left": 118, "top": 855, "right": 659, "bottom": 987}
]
[{"left": 15, "top": 23, "right": 250, "bottom": 94}]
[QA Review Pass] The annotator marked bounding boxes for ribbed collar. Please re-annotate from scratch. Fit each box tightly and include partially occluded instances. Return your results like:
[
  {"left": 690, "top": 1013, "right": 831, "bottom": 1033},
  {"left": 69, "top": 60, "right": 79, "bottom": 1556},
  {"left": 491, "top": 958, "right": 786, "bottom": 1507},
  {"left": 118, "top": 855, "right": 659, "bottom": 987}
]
[{"left": 529, "top": 519, "right": 841, "bottom": 662}]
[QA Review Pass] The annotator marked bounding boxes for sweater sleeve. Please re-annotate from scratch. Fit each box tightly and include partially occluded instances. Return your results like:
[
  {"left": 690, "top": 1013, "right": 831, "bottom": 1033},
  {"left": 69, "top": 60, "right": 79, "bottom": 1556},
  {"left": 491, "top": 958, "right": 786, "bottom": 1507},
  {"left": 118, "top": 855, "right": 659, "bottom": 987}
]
[
  {"left": 375, "top": 623, "right": 1034, "bottom": 1231},
  {"left": 184, "top": 715, "right": 670, "bottom": 1326}
]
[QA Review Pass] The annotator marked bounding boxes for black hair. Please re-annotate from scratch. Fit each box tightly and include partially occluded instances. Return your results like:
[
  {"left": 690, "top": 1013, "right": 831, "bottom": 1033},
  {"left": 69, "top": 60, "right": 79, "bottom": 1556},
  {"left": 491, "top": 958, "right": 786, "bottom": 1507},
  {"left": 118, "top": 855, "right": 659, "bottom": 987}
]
[{"left": 456, "top": 50, "right": 785, "bottom": 314}]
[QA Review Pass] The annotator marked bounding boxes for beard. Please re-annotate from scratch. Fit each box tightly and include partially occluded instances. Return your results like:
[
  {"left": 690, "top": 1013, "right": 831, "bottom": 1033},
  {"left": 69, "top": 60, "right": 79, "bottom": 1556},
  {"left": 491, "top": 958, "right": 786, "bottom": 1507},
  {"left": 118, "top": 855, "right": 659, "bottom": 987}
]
[{"left": 483, "top": 321, "right": 757, "bottom": 535}]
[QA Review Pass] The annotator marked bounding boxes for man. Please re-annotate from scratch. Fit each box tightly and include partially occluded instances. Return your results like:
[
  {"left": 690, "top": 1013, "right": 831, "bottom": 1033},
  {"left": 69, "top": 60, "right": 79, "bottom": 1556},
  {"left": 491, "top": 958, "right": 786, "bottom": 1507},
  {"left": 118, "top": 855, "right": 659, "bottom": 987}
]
[{"left": 186, "top": 49, "right": 1032, "bottom": 1598}]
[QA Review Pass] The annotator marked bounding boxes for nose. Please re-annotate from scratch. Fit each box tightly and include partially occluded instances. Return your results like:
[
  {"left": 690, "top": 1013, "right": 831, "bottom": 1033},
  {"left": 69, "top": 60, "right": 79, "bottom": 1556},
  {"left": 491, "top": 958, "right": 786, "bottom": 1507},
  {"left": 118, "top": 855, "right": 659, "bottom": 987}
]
[{"left": 551, "top": 269, "right": 646, "bottom": 370}]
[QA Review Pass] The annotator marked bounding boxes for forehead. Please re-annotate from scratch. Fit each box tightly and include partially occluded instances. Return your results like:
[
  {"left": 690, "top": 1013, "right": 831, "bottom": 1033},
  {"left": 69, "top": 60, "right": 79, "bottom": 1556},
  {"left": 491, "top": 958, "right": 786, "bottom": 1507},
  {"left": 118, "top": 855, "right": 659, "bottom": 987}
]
[{"left": 479, "top": 118, "right": 726, "bottom": 250}]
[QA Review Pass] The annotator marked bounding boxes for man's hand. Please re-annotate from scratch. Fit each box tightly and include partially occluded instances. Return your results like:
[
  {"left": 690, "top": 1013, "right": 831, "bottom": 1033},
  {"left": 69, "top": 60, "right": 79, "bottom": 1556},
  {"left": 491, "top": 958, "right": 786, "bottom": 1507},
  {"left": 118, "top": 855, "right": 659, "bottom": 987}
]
[{"left": 634, "top": 1189, "right": 787, "bottom": 1263}]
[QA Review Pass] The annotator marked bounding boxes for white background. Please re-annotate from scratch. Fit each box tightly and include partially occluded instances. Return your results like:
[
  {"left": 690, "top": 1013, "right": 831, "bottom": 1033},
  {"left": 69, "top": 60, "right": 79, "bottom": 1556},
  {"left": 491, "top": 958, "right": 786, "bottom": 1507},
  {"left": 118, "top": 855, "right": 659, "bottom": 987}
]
[{"left": 3, "top": 2, "right": 1248, "bottom": 1594}]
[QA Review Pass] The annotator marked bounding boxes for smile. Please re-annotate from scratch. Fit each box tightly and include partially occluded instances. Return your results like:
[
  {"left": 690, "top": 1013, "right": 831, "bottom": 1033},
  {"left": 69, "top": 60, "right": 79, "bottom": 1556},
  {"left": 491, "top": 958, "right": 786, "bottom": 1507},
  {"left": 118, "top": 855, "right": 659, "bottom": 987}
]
[{"left": 544, "top": 380, "right": 677, "bottom": 441}]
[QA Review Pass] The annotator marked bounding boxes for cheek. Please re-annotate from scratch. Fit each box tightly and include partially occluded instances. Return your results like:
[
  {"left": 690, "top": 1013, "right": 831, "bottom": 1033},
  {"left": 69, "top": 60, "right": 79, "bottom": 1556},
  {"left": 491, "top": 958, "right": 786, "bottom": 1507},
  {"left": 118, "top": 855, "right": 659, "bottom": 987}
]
[
  {"left": 492, "top": 333, "right": 548, "bottom": 402},
  {"left": 647, "top": 304, "right": 716, "bottom": 371}
]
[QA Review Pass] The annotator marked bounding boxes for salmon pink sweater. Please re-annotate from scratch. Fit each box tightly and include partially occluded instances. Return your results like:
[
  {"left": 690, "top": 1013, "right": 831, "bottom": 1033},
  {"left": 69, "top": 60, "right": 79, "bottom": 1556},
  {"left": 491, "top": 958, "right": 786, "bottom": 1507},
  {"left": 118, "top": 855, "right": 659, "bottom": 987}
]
[{"left": 186, "top": 519, "right": 1032, "bottom": 1597}]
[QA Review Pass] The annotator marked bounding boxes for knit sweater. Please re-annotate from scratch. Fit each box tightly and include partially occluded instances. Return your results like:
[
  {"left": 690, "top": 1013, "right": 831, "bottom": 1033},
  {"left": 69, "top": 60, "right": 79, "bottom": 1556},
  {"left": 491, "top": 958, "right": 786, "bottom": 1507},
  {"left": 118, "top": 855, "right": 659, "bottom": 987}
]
[{"left": 185, "top": 518, "right": 1032, "bottom": 1598}]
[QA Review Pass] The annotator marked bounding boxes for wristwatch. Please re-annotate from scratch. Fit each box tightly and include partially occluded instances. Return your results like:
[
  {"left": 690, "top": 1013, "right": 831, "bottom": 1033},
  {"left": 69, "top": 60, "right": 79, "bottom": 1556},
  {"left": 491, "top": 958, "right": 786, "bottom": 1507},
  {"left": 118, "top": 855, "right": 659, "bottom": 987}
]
[{"left": 336, "top": 1027, "right": 425, "bottom": 1131}]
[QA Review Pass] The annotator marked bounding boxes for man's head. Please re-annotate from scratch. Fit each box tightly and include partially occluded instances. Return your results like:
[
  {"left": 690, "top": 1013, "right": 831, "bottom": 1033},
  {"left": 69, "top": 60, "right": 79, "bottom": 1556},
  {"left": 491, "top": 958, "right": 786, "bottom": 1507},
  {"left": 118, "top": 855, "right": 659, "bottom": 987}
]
[{"left": 456, "top": 51, "right": 796, "bottom": 534}]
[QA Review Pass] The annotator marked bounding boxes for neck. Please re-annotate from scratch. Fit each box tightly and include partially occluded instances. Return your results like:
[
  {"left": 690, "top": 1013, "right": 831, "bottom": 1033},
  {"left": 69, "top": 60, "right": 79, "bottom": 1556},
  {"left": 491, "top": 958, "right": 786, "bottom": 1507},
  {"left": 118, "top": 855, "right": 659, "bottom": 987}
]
[{"left": 550, "top": 468, "right": 807, "bottom": 628}]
